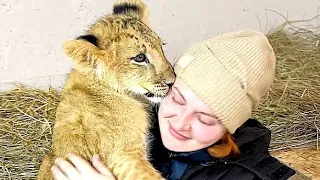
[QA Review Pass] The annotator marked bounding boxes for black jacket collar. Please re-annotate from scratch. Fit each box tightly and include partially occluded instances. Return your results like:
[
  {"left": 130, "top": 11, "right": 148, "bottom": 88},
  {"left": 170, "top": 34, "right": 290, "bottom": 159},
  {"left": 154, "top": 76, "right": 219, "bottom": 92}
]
[{"left": 233, "top": 119, "right": 271, "bottom": 156}]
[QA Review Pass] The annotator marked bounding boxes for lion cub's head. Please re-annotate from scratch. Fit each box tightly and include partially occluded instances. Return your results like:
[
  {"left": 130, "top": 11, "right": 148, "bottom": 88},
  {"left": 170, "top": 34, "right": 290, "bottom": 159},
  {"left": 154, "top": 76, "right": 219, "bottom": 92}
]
[{"left": 63, "top": 0, "right": 175, "bottom": 103}]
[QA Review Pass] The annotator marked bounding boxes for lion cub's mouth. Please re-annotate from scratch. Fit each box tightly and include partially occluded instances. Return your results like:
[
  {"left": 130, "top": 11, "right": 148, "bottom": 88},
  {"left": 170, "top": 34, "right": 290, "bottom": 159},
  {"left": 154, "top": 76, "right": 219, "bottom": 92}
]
[
  {"left": 142, "top": 84, "right": 171, "bottom": 103},
  {"left": 144, "top": 90, "right": 167, "bottom": 104},
  {"left": 144, "top": 92, "right": 164, "bottom": 98},
  {"left": 144, "top": 94, "right": 164, "bottom": 104}
]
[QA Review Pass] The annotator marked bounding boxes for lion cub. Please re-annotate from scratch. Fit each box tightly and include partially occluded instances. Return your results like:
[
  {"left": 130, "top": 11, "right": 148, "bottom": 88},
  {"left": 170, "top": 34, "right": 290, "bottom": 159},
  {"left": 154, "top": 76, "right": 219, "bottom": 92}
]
[{"left": 37, "top": 0, "right": 175, "bottom": 179}]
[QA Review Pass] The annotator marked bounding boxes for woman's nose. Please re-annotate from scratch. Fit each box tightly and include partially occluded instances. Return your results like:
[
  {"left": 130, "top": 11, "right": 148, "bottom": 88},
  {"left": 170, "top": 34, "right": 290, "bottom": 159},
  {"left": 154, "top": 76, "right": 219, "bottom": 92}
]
[
  {"left": 174, "top": 121, "right": 191, "bottom": 131},
  {"left": 172, "top": 111, "right": 192, "bottom": 131}
]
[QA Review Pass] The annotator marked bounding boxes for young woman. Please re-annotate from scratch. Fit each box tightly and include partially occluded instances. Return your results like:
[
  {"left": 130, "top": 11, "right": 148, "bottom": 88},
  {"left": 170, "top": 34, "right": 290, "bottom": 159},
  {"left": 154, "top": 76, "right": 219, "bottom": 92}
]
[{"left": 51, "top": 30, "right": 298, "bottom": 180}]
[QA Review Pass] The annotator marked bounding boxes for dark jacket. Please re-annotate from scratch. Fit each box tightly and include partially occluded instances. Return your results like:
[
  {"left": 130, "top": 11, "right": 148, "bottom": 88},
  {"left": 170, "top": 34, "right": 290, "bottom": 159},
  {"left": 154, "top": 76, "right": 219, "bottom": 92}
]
[{"left": 148, "top": 118, "right": 296, "bottom": 180}]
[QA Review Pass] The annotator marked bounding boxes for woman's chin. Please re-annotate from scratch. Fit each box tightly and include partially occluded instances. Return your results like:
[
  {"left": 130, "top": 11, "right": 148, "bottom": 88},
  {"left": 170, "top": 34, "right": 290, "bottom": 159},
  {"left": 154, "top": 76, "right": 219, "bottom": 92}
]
[
  {"left": 161, "top": 137, "right": 197, "bottom": 152},
  {"left": 163, "top": 143, "right": 187, "bottom": 152}
]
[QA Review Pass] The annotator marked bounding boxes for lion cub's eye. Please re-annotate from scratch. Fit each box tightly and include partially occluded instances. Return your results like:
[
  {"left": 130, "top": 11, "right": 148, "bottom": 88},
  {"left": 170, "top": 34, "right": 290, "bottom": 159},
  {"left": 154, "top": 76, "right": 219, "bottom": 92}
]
[{"left": 132, "top": 54, "right": 147, "bottom": 63}]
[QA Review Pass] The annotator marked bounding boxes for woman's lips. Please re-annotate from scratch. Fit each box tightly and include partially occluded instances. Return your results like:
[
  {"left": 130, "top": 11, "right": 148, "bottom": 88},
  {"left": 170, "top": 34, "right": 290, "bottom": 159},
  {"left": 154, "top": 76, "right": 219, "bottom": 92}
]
[{"left": 169, "top": 124, "right": 190, "bottom": 141}]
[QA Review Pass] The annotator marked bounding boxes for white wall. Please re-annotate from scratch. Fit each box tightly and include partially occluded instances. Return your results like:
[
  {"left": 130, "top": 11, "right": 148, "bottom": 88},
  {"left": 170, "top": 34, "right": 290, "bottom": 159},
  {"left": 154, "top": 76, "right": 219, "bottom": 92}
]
[{"left": 1, "top": 0, "right": 319, "bottom": 90}]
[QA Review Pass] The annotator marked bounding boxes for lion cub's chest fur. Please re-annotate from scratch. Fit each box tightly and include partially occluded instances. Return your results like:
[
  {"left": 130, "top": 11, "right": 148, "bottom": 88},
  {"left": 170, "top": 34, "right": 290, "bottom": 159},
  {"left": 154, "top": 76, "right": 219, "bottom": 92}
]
[
  {"left": 52, "top": 71, "right": 150, "bottom": 159},
  {"left": 37, "top": 1, "right": 173, "bottom": 179}
]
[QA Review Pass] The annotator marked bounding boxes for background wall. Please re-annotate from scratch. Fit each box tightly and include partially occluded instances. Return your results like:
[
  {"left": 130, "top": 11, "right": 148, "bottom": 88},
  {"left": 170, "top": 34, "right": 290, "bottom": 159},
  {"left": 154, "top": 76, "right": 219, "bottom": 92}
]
[{"left": 1, "top": 0, "right": 319, "bottom": 90}]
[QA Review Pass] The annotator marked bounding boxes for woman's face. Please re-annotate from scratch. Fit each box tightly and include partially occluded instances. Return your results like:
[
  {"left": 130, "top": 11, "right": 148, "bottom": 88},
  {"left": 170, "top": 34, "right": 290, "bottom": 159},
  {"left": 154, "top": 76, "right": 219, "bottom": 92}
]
[{"left": 158, "top": 78, "right": 227, "bottom": 152}]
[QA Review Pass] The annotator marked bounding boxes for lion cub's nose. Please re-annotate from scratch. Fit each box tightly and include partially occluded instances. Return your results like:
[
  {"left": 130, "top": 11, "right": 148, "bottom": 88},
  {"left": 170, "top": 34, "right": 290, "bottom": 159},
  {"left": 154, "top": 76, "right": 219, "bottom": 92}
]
[
  {"left": 167, "top": 83, "right": 174, "bottom": 88},
  {"left": 165, "top": 71, "right": 176, "bottom": 88}
]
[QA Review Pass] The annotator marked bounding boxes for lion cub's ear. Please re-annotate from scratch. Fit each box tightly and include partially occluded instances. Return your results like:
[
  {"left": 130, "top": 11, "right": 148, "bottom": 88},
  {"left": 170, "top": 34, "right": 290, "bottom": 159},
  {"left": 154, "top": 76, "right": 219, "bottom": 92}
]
[
  {"left": 113, "top": 0, "right": 149, "bottom": 25},
  {"left": 63, "top": 35, "right": 101, "bottom": 66}
]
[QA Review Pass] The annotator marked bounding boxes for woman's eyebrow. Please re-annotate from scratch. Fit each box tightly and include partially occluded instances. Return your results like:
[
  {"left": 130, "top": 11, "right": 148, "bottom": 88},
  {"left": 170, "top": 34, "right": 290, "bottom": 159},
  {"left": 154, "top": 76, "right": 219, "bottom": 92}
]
[
  {"left": 198, "top": 111, "right": 218, "bottom": 120},
  {"left": 173, "top": 86, "right": 186, "bottom": 102},
  {"left": 200, "top": 112, "right": 214, "bottom": 118}
]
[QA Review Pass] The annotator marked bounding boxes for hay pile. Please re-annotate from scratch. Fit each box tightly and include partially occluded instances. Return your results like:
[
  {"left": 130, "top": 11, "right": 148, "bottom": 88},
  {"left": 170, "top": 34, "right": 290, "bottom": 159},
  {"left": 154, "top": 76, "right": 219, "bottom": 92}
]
[
  {"left": 253, "top": 25, "right": 320, "bottom": 151},
  {"left": 0, "top": 25, "right": 319, "bottom": 179},
  {"left": 0, "top": 87, "right": 60, "bottom": 179},
  {"left": 271, "top": 148, "right": 320, "bottom": 179}
]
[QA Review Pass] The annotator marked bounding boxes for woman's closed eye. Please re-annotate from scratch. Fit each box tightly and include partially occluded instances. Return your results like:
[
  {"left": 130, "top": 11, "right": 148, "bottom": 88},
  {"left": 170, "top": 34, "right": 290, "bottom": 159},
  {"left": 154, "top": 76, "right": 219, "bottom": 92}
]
[{"left": 197, "top": 114, "right": 216, "bottom": 126}]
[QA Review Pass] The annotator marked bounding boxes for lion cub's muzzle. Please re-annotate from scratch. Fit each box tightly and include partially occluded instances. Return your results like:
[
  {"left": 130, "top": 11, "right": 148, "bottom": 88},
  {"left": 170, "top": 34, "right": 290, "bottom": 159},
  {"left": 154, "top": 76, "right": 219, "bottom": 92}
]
[
  {"left": 145, "top": 81, "right": 172, "bottom": 98},
  {"left": 145, "top": 66, "right": 175, "bottom": 103},
  {"left": 144, "top": 80, "right": 174, "bottom": 103}
]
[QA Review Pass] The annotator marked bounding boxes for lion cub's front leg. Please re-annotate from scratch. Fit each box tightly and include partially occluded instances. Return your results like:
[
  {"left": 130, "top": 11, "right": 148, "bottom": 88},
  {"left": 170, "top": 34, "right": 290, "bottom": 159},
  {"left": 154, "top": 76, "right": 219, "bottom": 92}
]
[
  {"left": 37, "top": 121, "right": 94, "bottom": 180},
  {"left": 109, "top": 151, "right": 165, "bottom": 180},
  {"left": 37, "top": 153, "right": 55, "bottom": 180}
]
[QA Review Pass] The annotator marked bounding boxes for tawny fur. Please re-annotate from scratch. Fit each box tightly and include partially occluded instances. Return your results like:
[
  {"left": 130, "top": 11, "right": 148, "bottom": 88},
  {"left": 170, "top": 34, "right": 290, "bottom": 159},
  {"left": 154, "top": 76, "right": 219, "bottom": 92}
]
[{"left": 37, "top": 0, "right": 175, "bottom": 179}]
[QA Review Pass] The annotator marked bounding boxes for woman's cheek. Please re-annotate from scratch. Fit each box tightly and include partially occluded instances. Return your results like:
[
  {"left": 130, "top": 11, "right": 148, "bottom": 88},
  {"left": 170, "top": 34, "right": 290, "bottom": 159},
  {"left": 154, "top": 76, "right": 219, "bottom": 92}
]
[
  {"left": 192, "top": 123, "right": 220, "bottom": 144},
  {"left": 159, "top": 97, "right": 176, "bottom": 117},
  {"left": 162, "top": 96, "right": 175, "bottom": 109}
]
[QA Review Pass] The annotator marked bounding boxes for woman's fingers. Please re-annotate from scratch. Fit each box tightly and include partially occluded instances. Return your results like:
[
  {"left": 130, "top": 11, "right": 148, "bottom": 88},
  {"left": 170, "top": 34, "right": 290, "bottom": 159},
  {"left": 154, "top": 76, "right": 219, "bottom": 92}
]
[
  {"left": 51, "top": 153, "right": 116, "bottom": 180},
  {"left": 91, "top": 155, "right": 114, "bottom": 177},
  {"left": 51, "top": 165, "right": 69, "bottom": 180},
  {"left": 67, "top": 153, "right": 97, "bottom": 174},
  {"left": 52, "top": 158, "right": 80, "bottom": 180}
]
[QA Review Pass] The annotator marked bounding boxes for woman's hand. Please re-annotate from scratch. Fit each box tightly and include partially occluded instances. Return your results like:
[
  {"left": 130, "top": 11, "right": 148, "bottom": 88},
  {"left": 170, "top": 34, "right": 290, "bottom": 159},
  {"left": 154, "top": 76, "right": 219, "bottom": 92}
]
[{"left": 51, "top": 153, "right": 116, "bottom": 180}]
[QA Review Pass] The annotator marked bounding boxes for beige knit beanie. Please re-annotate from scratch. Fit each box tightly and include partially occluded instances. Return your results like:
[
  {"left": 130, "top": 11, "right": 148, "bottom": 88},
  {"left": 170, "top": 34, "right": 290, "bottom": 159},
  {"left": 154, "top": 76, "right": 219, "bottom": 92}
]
[{"left": 174, "top": 29, "right": 276, "bottom": 134}]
